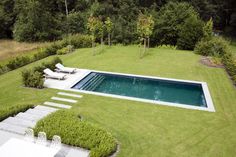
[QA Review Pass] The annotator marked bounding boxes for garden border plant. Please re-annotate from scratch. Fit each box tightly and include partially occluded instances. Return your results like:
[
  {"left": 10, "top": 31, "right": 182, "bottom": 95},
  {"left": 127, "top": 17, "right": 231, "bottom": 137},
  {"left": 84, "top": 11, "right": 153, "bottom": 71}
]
[
  {"left": 34, "top": 110, "right": 117, "bottom": 157},
  {"left": 22, "top": 57, "right": 62, "bottom": 88},
  {"left": 0, "top": 34, "right": 92, "bottom": 75}
]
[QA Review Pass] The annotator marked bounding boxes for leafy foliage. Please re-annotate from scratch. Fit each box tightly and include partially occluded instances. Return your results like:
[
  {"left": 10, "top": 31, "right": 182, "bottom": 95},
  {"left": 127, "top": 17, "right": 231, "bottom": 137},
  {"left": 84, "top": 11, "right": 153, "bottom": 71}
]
[
  {"left": 56, "top": 45, "right": 74, "bottom": 55},
  {"left": 34, "top": 110, "right": 117, "bottom": 157},
  {"left": 104, "top": 17, "right": 113, "bottom": 46},
  {"left": 13, "top": 0, "right": 60, "bottom": 41},
  {"left": 194, "top": 37, "right": 230, "bottom": 57},
  {"left": 222, "top": 53, "right": 236, "bottom": 84},
  {"left": 203, "top": 18, "right": 213, "bottom": 40},
  {"left": 22, "top": 70, "right": 43, "bottom": 89},
  {"left": 21, "top": 57, "right": 62, "bottom": 88},
  {"left": 153, "top": 2, "right": 199, "bottom": 46},
  {"left": 6, "top": 56, "right": 31, "bottom": 70},
  {"left": 177, "top": 14, "right": 204, "bottom": 50}
]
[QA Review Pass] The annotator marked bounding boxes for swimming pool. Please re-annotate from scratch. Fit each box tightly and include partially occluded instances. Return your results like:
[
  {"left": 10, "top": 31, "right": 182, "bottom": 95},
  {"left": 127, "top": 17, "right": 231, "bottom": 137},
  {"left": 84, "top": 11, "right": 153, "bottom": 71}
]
[{"left": 71, "top": 71, "right": 215, "bottom": 112}]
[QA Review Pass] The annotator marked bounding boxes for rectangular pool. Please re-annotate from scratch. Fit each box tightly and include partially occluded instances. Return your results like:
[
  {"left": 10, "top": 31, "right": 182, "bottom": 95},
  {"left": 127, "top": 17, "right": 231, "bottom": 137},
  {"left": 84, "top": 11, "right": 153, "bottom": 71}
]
[{"left": 71, "top": 71, "right": 215, "bottom": 112}]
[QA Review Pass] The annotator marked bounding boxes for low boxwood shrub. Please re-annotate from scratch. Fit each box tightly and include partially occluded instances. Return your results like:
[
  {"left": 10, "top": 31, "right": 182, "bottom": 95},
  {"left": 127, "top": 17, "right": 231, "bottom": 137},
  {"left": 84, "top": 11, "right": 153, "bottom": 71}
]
[
  {"left": 1, "top": 34, "right": 92, "bottom": 76},
  {"left": 0, "top": 65, "right": 9, "bottom": 75},
  {"left": 6, "top": 56, "right": 31, "bottom": 70},
  {"left": 22, "top": 57, "right": 62, "bottom": 88},
  {"left": 222, "top": 53, "right": 236, "bottom": 77},
  {"left": 56, "top": 45, "right": 74, "bottom": 55},
  {"left": 34, "top": 110, "right": 117, "bottom": 157},
  {"left": 0, "top": 104, "right": 33, "bottom": 121},
  {"left": 194, "top": 37, "right": 230, "bottom": 57},
  {"left": 64, "top": 34, "right": 93, "bottom": 48},
  {"left": 22, "top": 70, "right": 44, "bottom": 88}
]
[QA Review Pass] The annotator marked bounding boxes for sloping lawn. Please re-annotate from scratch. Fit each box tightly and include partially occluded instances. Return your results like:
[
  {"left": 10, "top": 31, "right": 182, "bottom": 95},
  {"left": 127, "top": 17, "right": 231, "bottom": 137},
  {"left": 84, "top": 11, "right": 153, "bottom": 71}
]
[{"left": 0, "top": 45, "right": 236, "bottom": 156}]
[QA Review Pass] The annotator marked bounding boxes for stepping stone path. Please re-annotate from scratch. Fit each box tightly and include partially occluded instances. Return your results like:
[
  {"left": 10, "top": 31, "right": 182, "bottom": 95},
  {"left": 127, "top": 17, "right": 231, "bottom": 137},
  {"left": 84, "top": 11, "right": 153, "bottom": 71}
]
[
  {"left": 44, "top": 102, "right": 72, "bottom": 109},
  {"left": 0, "top": 92, "right": 83, "bottom": 135},
  {"left": 0, "top": 105, "right": 58, "bottom": 135},
  {"left": 58, "top": 92, "right": 83, "bottom": 98},
  {"left": 51, "top": 97, "right": 77, "bottom": 103}
]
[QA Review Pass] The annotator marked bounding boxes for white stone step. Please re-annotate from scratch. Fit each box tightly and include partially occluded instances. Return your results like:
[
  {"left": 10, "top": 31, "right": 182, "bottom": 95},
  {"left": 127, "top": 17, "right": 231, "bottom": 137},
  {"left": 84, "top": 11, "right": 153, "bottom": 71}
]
[
  {"left": 15, "top": 112, "right": 44, "bottom": 122},
  {"left": 57, "top": 92, "right": 83, "bottom": 98},
  {"left": 2, "top": 117, "right": 36, "bottom": 128},
  {"left": 44, "top": 102, "right": 72, "bottom": 109},
  {"left": 34, "top": 105, "right": 58, "bottom": 112},
  {"left": 51, "top": 97, "right": 77, "bottom": 103},
  {"left": 25, "top": 109, "right": 52, "bottom": 117},
  {"left": 0, "top": 122, "right": 27, "bottom": 135}
]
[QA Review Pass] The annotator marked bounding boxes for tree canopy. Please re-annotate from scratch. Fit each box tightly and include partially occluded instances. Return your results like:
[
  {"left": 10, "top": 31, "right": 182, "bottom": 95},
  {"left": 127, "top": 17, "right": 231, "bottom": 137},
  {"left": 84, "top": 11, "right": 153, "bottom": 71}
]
[{"left": 0, "top": 0, "right": 235, "bottom": 43}]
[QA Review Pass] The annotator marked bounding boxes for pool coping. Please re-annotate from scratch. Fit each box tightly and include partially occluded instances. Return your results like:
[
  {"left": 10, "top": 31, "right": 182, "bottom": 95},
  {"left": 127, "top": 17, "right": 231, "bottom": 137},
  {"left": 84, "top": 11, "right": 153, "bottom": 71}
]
[{"left": 66, "top": 69, "right": 215, "bottom": 112}]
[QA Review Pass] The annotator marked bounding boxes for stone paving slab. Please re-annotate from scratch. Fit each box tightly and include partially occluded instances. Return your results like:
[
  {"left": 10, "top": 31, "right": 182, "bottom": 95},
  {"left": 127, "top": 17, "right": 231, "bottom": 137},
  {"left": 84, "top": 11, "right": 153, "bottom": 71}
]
[
  {"left": 15, "top": 112, "right": 45, "bottom": 122},
  {"left": 25, "top": 109, "right": 52, "bottom": 117},
  {"left": 51, "top": 97, "right": 77, "bottom": 103},
  {"left": 57, "top": 92, "right": 83, "bottom": 98},
  {"left": 44, "top": 102, "right": 72, "bottom": 109},
  {"left": 2, "top": 117, "right": 36, "bottom": 128},
  {"left": 34, "top": 105, "right": 59, "bottom": 112},
  {"left": 0, "top": 122, "right": 27, "bottom": 135}
]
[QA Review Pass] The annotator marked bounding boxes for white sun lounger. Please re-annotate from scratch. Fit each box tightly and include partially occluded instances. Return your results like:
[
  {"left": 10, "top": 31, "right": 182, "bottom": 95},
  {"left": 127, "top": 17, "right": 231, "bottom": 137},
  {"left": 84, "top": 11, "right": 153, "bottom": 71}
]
[
  {"left": 55, "top": 63, "right": 76, "bottom": 74},
  {"left": 43, "top": 68, "right": 66, "bottom": 80}
]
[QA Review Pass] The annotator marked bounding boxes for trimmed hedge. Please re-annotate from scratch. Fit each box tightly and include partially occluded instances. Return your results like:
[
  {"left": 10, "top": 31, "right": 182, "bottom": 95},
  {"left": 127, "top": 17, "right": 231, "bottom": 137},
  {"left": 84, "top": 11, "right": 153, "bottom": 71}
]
[
  {"left": 195, "top": 36, "right": 236, "bottom": 85},
  {"left": 222, "top": 53, "right": 236, "bottom": 84},
  {"left": 56, "top": 45, "right": 74, "bottom": 55},
  {"left": 0, "top": 104, "right": 33, "bottom": 121},
  {"left": 22, "top": 57, "right": 62, "bottom": 88},
  {"left": 6, "top": 56, "right": 31, "bottom": 70},
  {"left": 194, "top": 37, "right": 230, "bottom": 57},
  {"left": 0, "top": 34, "right": 92, "bottom": 75},
  {"left": 34, "top": 110, "right": 117, "bottom": 157}
]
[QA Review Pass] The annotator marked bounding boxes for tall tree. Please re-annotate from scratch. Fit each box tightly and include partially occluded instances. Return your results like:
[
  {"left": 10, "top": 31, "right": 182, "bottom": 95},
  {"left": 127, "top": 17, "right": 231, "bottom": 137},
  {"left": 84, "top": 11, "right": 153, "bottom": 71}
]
[
  {"left": 14, "top": 0, "right": 60, "bottom": 41},
  {"left": 104, "top": 17, "right": 113, "bottom": 46},
  {"left": 137, "top": 13, "right": 154, "bottom": 58},
  {"left": 87, "top": 15, "right": 99, "bottom": 55},
  {"left": 0, "top": 0, "right": 16, "bottom": 38}
]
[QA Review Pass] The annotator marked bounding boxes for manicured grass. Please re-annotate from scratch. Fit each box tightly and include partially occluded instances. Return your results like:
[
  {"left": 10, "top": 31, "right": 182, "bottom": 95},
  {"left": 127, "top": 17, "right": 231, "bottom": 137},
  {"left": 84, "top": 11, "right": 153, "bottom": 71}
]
[{"left": 0, "top": 45, "right": 236, "bottom": 156}]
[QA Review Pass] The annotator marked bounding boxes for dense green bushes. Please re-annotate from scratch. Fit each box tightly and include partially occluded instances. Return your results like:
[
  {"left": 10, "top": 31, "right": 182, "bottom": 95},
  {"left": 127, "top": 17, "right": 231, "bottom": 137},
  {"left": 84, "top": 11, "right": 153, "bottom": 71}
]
[
  {"left": 0, "top": 34, "right": 91, "bottom": 76},
  {"left": 222, "top": 53, "right": 236, "bottom": 84},
  {"left": 22, "top": 57, "right": 62, "bottom": 88},
  {"left": 0, "top": 104, "right": 33, "bottom": 121},
  {"left": 22, "top": 70, "right": 44, "bottom": 89},
  {"left": 195, "top": 37, "right": 230, "bottom": 57},
  {"left": 6, "top": 56, "right": 31, "bottom": 70},
  {"left": 195, "top": 36, "right": 236, "bottom": 85},
  {"left": 34, "top": 110, "right": 117, "bottom": 157},
  {"left": 177, "top": 14, "right": 204, "bottom": 50},
  {"left": 154, "top": 2, "right": 201, "bottom": 47}
]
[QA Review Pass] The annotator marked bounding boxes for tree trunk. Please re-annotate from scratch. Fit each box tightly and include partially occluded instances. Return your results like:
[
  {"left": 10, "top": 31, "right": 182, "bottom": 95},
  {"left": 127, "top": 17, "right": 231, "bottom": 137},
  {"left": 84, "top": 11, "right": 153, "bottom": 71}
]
[
  {"left": 139, "top": 41, "right": 142, "bottom": 58},
  {"left": 108, "top": 33, "right": 111, "bottom": 46},
  {"left": 92, "top": 35, "right": 96, "bottom": 55},
  {"left": 65, "top": 0, "right": 68, "bottom": 17},
  {"left": 101, "top": 37, "right": 103, "bottom": 46},
  {"left": 147, "top": 37, "right": 150, "bottom": 49},
  {"left": 143, "top": 38, "right": 146, "bottom": 57}
]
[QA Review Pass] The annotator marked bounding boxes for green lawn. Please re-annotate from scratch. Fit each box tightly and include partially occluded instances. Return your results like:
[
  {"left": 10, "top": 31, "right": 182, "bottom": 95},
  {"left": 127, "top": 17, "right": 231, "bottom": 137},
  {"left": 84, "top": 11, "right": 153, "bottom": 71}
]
[{"left": 0, "top": 45, "right": 236, "bottom": 156}]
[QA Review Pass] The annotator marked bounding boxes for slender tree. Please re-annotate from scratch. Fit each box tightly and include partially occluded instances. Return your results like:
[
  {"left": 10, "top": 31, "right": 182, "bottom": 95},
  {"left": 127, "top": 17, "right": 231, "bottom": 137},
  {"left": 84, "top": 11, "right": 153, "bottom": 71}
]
[
  {"left": 96, "top": 17, "right": 104, "bottom": 46},
  {"left": 64, "top": 0, "right": 68, "bottom": 17},
  {"left": 203, "top": 17, "right": 213, "bottom": 40},
  {"left": 104, "top": 17, "right": 113, "bottom": 46},
  {"left": 87, "top": 15, "right": 98, "bottom": 55},
  {"left": 137, "top": 13, "right": 154, "bottom": 58}
]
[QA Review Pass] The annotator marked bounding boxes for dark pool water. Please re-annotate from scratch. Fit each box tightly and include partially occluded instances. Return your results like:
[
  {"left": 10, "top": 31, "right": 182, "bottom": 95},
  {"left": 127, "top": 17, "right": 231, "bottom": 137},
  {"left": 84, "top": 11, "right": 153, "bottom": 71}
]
[{"left": 72, "top": 72, "right": 207, "bottom": 107}]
